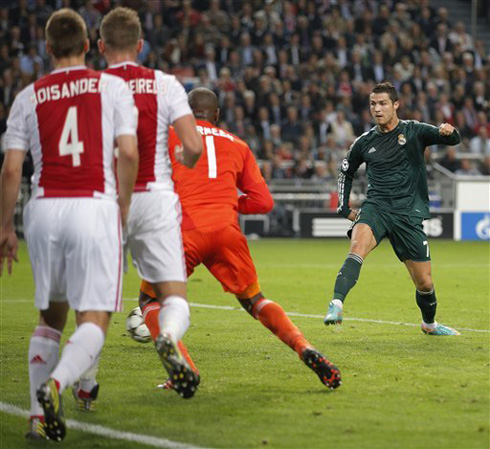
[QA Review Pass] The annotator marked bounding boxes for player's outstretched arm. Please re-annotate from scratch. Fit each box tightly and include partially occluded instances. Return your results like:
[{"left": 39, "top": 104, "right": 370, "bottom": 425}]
[
  {"left": 417, "top": 122, "right": 461, "bottom": 146},
  {"left": 173, "top": 114, "right": 203, "bottom": 168},
  {"left": 0, "top": 150, "right": 25, "bottom": 275},
  {"left": 116, "top": 135, "right": 138, "bottom": 228},
  {"left": 439, "top": 123, "right": 461, "bottom": 145}
]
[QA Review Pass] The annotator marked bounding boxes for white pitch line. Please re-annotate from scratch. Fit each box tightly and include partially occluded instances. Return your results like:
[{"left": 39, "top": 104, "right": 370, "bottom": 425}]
[
  {"left": 186, "top": 302, "right": 489, "bottom": 334},
  {"left": 1, "top": 298, "right": 489, "bottom": 333},
  {"left": 0, "top": 402, "right": 209, "bottom": 449}
]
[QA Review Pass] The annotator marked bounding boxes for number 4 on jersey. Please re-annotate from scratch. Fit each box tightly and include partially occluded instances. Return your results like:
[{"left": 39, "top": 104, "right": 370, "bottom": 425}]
[{"left": 59, "top": 106, "right": 84, "bottom": 167}]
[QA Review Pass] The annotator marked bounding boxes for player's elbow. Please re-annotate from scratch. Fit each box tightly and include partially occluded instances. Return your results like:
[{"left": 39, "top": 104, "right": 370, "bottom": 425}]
[
  {"left": 262, "top": 194, "right": 274, "bottom": 213},
  {"left": 1, "top": 151, "right": 24, "bottom": 181},
  {"left": 117, "top": 135, "right": 139, "bottom": 163},
  {"left": 183, "top": 138, "right": 203, "bottom": 168}
]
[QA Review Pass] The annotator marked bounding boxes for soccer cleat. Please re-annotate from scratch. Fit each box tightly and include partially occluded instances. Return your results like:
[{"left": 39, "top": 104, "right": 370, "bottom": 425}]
[
  {"left": 154, "top": 333, "right": 200, "bottom": 399},
  {"left": 323, "top": 301, "right": 343, "bottom": 325},
  {"left": 72, "top": 381, "right": 99, "bottom": 412},
  {"left": 421, "top": 322, "right": 461, "bottom": 336},
  {"left": 25, "top": 416, "right": 48, "bottom": 440},
  {"left": 36, "top": 379, "right": 66, "bottom": 442},
  {"left": 302, "top": 348, "right": 342, "bottom": 390},
  {"left": 156, "top": 378, "right": 175, "bottom": 390}
]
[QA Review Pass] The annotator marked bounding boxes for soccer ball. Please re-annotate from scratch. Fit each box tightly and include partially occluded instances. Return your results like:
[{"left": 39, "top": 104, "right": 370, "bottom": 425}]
[{"left": 126, "top": 307, "right": 152, "bottom": 343}]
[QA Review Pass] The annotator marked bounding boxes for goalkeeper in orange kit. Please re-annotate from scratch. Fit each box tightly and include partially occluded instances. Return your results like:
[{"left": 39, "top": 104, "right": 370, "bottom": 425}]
[{"left": 139, "top": 87, "right": 341, "bottom": 393}]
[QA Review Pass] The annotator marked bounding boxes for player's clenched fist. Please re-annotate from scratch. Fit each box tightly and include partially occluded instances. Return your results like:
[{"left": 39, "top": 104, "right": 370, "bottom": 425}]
[{"left": 439, "top": 123, "right": 455, "bottom": 136}]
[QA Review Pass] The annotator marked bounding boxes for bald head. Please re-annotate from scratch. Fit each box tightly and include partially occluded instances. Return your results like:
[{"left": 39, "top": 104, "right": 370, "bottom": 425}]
[{"left": 188, "top": 87, "right": 219, "bottom": 124}]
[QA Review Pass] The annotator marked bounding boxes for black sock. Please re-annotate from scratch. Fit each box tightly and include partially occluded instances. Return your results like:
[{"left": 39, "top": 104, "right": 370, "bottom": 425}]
[
  {"left": 416, "top": 289, "right": 437, "bottom": 324},
  {"left": 333, "top": 253, "right": 363, "bottom": 303}
]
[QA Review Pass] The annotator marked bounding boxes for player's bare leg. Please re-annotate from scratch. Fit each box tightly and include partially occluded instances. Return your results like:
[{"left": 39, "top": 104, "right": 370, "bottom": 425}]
[
  {"left": 238, "top": 285, "right": 341, "bottom": 390},
  {"left": 150, "top": 281, "right": 200, "bottom": 398},
  {"left": 325, "top": 223, "right": 377, "bottom": 325},
  {"left": 405, "top": 260, "right": 460, "bottom": 336},
  {"left": 26, "top": 302, "right": 68, "bottom": 440}
]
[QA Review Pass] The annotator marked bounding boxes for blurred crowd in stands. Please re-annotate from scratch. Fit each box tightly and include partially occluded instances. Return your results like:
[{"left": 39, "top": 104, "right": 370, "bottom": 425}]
[{"left": 0, "top": 0, "right": 489, "bottom": 181}]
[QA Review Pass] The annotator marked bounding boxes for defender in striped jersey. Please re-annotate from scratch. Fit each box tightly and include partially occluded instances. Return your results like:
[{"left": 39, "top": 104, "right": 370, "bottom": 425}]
[
  {"left": 324, "top": 82, "right": 461, "bottom": 336},
  {"left": 0, "top": 9, "right": 138, "bottom": 441},
  {"left": 75, "top": 7, "right": 202, "bottom": 402}
]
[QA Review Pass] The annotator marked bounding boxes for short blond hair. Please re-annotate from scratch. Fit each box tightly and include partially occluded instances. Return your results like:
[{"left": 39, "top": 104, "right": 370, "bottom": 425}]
[
  {"left": 46, "top": 8, "right": 87, "bottom": 58},
  {"left": 100, "top": 7, "right": 141, "bottom": 51}
]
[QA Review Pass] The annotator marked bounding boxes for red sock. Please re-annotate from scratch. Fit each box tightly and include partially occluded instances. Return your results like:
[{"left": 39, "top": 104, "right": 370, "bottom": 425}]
[
  {"left": 253, "top": 299, "right": 311, "bottom": 357},
  {"left": 177, "top": 341, "right": 199, "bottom": 374},
  {"left": 142, "top": 302, "right": 161, "bottom": 341},
  {"left": 142, "top": 302, "right": 198, "bottom": 373}
]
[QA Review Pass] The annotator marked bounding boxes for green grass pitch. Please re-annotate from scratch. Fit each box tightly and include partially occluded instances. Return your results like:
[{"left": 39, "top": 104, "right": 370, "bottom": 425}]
[{"left": 1, "top": 239, "right": 489, "bottom": 448}]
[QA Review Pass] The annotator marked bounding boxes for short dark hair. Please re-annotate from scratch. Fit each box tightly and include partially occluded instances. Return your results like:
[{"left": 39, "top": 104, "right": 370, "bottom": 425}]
[
  {"left": 100, "top": 7, "right": 141, "bottom": 51},
  {"left": 46, "top": 9, "right": 87, "bottom": 58},
  {"left": 371, "top": 82, "right": 399, "bottom": 103}
]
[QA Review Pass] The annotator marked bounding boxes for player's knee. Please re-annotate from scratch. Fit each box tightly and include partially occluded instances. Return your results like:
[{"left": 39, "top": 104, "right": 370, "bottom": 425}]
[
  {"left": 139, "top": 291, "right": 159, "bottom": 310},
  {"left": 349, "top": 239, "right": 371, "bottom": 259},
  {"left": 349, "top": 244, "right": 366, "bottom": 259},
  {"left": 237, "top": 292, "right": 264, "bottom": 318},
  {"left": 416, "top": 277, "right": 433, "bottom": 292}
]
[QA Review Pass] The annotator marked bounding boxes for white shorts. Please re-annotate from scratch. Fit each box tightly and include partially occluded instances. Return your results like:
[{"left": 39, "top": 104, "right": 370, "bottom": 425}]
[
  {"left": 126, "top": 190, "right": 186, "bottom": 283},
  {"left": 23, "top": 198, "right": 123, "bottom": 312}
]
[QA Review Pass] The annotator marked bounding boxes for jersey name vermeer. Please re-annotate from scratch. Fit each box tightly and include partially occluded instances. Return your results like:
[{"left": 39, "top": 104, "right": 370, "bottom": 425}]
[{"left": 127, "top": 78, "right": 166, "bottom": 95}]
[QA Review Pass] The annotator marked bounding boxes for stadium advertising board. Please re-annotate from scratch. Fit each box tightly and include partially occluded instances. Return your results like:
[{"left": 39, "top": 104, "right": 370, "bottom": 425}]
[
  {"left": 456, "top": 212, "right": 490, "bottom": 241},
  {"left": 299, "top": 210, "right": 454, "bottom": 239},
  {"left": 454, "top": 179, "right": 490, "bottom": 241}
]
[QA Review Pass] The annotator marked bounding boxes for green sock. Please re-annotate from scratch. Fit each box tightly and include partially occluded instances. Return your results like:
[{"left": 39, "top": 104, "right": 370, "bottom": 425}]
[
  {"left": 333, "top": 253, "right": 363, "bottom": 302},
  {"left": 416, "top": 289, "right": 437, "bottom": 324}
]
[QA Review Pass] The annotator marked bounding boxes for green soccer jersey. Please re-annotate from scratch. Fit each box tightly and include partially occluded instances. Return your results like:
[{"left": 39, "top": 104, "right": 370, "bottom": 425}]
[{"left": 337, "top": 120, "right": 461, "bottom": 219}]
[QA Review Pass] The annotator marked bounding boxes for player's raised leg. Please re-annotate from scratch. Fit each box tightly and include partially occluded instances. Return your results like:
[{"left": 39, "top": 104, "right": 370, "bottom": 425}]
[
  {"left": 405, "top": 260, "right": 460, "bottom": 336},
  {"left": 324, "top": 222, "right": 377, "bottom": 325},
  {"left": 238, "top": 284, "right": 341, "bottom": 390}
]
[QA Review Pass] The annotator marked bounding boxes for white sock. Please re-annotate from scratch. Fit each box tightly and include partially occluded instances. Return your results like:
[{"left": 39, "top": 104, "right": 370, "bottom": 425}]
[
  {"left": 331, "top": 299, "right": 343, "bottom": 309},
  {"left": 423, "top": 321, "right": 438, "bottom": 329},
  {"left": 158, "top": 295, "right": 190, "bottom": 342},
  {"left": 28, "top": 326, "right": 61, "bottom": 417},
  {"left": 51, "top": 322, "right": 105, "bottom": 393},
  {"left": 79, "top": 352, "right": 101, "bottom": 393}
]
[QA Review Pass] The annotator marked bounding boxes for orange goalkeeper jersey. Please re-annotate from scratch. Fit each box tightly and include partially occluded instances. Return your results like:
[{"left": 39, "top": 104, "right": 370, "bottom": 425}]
[{"left": 169, "top": 119, "right": 274, "bottom": 231}]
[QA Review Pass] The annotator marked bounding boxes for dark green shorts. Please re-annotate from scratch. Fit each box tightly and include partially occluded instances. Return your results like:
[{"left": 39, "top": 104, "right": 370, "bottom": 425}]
[{"left": 348, "top": 203, "right": 431, "bottom": 262}]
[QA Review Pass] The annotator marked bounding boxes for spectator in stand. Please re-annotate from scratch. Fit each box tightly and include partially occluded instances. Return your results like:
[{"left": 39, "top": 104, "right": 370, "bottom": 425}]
[
  {"left": 481, "top": 156, "right": 490, "bottom": 176},
  {"left": 1, "top": 0, "right": 489, "bottom": 183},
  {"left": 281, "top": 106, "right": 303, "bottom": 145},
  {"left": 449, "top": 21, "right": 474, "bottom": 52},
  {"left": 430, "top": 24, "right": 453, "bottom": 56},
  {"left": 455, "top": 158, "right": 482, "bottom": 176},
  {"left": 469, "top": 128, "right": 490, "bottom": 156},
  {"left": 329, "top": 110, "right": 355, "bottom": 148},
  {"left": 439, "top": 146, "right": 461, "bottom": 173}
]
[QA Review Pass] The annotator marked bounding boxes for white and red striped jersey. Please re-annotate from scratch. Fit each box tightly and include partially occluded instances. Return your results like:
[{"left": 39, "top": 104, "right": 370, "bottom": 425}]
[
  {"left": 105, "top": 62, "right": 192, "bottom": 191},
  {"left": 4, "top": 65, "right": 136, "bottom": 199}
]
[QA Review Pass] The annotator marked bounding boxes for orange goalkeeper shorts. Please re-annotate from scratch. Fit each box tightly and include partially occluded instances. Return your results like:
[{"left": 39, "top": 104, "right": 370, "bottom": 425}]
[{"left": 140, "top": 222, "right": 258, "bottom": 297}]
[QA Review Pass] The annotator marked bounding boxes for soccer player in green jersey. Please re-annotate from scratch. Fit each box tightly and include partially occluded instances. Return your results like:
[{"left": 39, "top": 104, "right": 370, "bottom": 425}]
[{"left": 324, "top": 82, "right": 461, "bottom": 336}]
